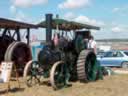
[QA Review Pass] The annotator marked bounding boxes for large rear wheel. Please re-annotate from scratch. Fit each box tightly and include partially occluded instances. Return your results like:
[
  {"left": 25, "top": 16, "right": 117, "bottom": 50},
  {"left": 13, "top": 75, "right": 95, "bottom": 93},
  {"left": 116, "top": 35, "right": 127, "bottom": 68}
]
[
  {"left": 77, "top": 49, "right": 100, "bottom": 81},
  {"left": 4, "top": 41, "right": 32, "bottom": 76}
]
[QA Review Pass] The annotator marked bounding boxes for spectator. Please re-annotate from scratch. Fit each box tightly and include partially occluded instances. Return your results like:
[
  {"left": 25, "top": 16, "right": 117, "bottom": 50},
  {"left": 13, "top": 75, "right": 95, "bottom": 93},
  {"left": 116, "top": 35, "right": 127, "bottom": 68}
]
[
  {"left": 88, "top": 35, "right": 97, "bottom": 54},
  {"left": 83, "top": 38, "right": 88, "bottom": 49},
  {"left": 53, "top": 33, "right": 59, "bottom": 46}
]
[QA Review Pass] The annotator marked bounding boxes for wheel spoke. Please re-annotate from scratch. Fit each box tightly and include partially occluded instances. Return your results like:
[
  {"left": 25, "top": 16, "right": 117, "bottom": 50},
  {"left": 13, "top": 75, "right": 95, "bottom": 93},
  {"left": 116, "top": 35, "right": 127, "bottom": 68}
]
[
  {"left": 34, "top": 75, "right": 41, "bottom": 83},
  {"left": 27, "top": 76, "right": 32, "bottom": 82},
  {"left": 27, "top": 76, "right": 34, "bottom": 86},
  {"left": 24, "top": 60, "right": 42, "bottom": 87},
  {"left": 50, "top": 61, "right": 69, "bottom": 90}
]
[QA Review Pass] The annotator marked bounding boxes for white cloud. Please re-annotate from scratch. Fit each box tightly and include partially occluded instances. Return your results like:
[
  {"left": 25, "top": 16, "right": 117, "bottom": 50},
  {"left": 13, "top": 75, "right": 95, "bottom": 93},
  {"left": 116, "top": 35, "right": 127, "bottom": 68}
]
[
  {"left": 91, "top": 30, "right": 98, "bottom": 33},
  {"left": 75, "top": 15, "right": 89, "bottom": 23},
  {"left": 111, "top": 26, "right": 123, "bottom": 32},
  {"left": 58, "top": 0, "right": 90, "bottom": 9},
  {"left": 13, "top": 10, "right": 41, "bottom": 24},
  {"left": 10, "top": 5, "right": 17, "bottom": 14},
  {"left": 64, "top": 12, "right": 75, "bottom": 20},
  {"left": 12, "top": 0, "right": 48, "bottom": 8},
  {"left": 74, "top": 15, "right": 105, "bottom": 26},
  {"left": 63, "top": 13, "right": 105, "bottom": 27},
  {"left": 15, "top": 11, "right": 26, "bottom": 21},
  {"left": 112, "top": 6, "right": 128, "bottom": 14},
  {"left": 12, "top": 11, "right": 31, "bottom": 23},
  {"left": 113, "top": 7, "right": 120, "bottom": 12}
]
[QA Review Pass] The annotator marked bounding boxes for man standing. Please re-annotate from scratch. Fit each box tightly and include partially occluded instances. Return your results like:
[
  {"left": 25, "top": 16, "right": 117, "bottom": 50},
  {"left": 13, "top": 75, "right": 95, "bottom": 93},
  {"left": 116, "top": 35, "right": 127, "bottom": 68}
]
[{"left": 88, "top": 35, "right": 97, "bottom": 54}]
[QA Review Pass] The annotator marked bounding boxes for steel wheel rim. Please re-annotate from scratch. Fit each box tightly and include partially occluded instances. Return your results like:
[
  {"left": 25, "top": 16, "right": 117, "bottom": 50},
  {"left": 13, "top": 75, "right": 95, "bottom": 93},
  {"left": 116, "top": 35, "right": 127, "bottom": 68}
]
[
  {"left": 50, "top": 61, "right": 68, "bottom": 90},
  {"left": 24, "top": 60, "right": 41, "bottom": 87},
  {"left": 5, "top": 42, "right": 32, "bottom": 75},
  {"left": 86, "top": 52, "right": 97, "bottom": 81},
  {"left": 4, "top": 42, "right": 16, "bottom": 61}
]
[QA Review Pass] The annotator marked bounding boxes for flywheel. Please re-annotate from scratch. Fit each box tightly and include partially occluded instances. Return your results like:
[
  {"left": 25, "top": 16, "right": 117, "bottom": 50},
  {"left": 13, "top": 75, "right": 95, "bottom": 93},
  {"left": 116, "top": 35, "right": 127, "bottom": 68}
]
[{"left": 4, "top": 41, "right": 32, "bottom": 76}]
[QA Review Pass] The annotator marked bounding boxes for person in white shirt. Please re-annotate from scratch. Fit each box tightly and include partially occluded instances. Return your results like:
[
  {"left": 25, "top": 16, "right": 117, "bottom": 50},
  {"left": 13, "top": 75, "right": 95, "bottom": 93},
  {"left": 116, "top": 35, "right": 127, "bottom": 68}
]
[{"left": 88, "top": 35, "right": 97, "bottom": 54}]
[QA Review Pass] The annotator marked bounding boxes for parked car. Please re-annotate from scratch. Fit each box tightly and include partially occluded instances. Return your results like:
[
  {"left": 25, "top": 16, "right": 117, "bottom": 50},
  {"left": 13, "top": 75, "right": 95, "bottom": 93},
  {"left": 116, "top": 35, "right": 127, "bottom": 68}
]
[
  {"left": 97, "top": 50, "right": 106, "bottom": 58},
  {"left": 97, "top": 50, "right": 128, "bottom": 68}
]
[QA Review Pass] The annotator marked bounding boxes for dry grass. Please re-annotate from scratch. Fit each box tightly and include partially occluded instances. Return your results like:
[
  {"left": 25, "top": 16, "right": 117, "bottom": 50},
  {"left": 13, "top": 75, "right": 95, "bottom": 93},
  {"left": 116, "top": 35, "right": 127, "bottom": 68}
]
[{"left": 0, "top": 75, "right": 128, "bottom": 96}]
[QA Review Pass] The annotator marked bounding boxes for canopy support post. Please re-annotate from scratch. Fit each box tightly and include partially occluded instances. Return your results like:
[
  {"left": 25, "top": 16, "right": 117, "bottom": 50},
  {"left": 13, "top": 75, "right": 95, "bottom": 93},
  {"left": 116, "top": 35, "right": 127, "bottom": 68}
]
[
  {"left": 26, "top": 28, "right": 30, "bottom": 45},
  {"left": 2, "top": 28, "right": 8, "bottom": 37},
  {"left": 15, "top": 27, "right": 21, "bottom": 41}
]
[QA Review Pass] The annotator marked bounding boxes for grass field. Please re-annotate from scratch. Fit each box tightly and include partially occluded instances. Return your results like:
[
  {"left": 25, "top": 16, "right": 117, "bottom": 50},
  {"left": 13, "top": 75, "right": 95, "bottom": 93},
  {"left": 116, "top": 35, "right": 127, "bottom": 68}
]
[{"left": 0, "top": 74, "right": 128, "bottom": 96}]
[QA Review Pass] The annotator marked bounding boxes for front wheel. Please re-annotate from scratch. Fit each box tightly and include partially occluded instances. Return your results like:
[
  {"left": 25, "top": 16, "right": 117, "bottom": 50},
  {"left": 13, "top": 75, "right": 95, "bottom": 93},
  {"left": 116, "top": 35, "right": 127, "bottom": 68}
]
[
  {"left": 50, "top": 61, "right": 70, "bottom": 90},
  {"left": 23, "top": 60, "right": 41, "bottom": 87}
]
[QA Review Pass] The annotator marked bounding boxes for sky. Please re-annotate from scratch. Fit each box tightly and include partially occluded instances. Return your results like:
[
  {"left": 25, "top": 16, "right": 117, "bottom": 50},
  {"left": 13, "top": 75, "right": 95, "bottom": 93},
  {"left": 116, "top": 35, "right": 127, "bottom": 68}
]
[{"left": 0, "top": 0, "right": 128, "bottom": 40}]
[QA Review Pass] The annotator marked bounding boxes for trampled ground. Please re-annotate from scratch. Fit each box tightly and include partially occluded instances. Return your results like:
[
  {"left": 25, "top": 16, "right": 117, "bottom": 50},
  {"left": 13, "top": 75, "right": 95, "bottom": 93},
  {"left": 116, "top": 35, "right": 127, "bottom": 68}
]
[{"left": 0, "top": 74, "right": 128, "bottom": 96}]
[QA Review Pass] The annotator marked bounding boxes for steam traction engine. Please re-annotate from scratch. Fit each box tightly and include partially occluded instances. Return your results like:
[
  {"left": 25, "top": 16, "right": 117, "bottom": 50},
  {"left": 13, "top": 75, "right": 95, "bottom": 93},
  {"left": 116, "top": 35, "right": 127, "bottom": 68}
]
[
  {"left": 0, "top": 18, "right": 37, "bottom": 75},
  {"left": 23, "top": 14, "right": 103, "bottom": 90}
]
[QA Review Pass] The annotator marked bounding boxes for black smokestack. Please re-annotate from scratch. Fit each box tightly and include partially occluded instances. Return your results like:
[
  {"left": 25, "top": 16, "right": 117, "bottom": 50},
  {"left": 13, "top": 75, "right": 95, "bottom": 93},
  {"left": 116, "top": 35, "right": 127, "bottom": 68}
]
[{"left": 46, "top": 14, "right": 53, "bottom": 42}]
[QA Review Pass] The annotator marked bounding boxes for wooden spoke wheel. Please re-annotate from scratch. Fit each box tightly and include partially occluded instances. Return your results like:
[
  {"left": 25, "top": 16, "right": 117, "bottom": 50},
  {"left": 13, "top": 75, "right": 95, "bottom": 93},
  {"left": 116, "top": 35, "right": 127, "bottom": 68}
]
[
  {"left": 77, "top": 49, "right": 97, "bottom": 81},
  {"left": 0, "top": 35, "right": 14, "bottom": 64},
  {"left": 50, "top": 61, "right": 69, "bottom": 90},
  {"left": 23, "top": 60, "right": 42, "bottom": 87},
  {"left": 4, "top": 41, "right": 32, "bottom": 76}
]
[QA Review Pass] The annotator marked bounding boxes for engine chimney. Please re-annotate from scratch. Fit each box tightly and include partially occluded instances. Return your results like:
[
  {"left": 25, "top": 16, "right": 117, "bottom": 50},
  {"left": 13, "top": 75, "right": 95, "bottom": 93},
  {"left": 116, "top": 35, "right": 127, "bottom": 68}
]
[{"left": 46, "top": 14, "right": 53, "bottom": 42}]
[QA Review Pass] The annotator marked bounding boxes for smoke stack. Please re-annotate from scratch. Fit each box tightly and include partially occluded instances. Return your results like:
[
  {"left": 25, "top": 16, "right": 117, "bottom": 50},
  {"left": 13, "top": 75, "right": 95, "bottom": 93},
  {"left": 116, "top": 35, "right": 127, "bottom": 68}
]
[{"left": 46, "top": 14, "right": 53, "bottom": 42}]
